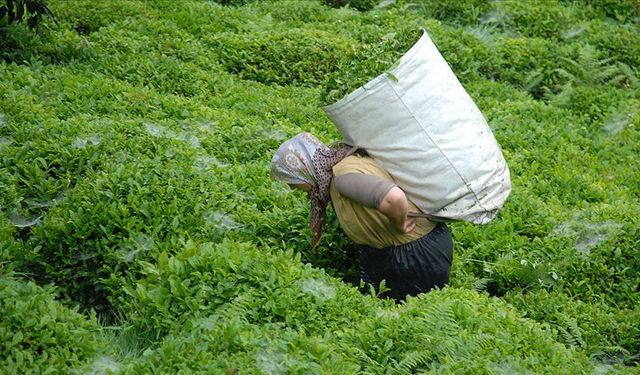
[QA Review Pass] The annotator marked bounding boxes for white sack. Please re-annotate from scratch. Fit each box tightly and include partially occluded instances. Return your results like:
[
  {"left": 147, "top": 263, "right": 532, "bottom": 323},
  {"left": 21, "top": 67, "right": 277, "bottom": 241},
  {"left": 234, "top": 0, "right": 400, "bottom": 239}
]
[{"left": 324, "top": 29, "right": 511, "bottom": 224}]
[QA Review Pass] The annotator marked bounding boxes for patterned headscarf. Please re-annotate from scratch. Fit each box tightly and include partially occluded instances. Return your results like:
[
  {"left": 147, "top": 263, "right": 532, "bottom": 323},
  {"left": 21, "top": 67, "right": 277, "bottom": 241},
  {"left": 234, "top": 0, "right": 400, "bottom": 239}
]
[{"left": 271, "top": 132, "right": 352, "bottom": 247}]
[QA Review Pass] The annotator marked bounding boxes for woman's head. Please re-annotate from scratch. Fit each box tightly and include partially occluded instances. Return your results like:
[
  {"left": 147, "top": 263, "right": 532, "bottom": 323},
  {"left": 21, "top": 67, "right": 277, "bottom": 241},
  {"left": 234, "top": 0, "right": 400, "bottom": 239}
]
[
  {"left": 270, "top": 132, "right": 326, "bottom": 188},
  {"left": 270, "top": 132, "right": 353, "bottom": 247}
]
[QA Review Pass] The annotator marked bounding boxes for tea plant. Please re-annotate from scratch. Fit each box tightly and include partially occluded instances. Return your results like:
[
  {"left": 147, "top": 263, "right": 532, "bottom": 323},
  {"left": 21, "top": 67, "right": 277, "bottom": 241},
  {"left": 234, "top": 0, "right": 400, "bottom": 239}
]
[
  {"left": 0, "top": 272, "right": 106, "bottom": 373},
  {"left": 1, "top": 0, "right": 639, "bottom": 372}
]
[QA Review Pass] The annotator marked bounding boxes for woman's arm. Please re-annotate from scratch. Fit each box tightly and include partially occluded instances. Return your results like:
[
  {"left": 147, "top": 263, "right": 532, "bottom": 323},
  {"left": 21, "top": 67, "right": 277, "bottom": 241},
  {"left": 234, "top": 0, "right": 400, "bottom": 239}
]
[
  {"left": 334, "top": 173, "right": 415, "bottom": 234},
  {"left": 378, "top": 187, "right": 416, "bottom": 234}
]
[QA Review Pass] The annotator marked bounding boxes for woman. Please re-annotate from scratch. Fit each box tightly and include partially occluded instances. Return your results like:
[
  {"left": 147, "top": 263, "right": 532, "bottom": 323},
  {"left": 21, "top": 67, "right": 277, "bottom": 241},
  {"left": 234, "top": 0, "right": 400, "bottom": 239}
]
[{"left": 271, "top": 132, "right": 453, "bottom": 302}]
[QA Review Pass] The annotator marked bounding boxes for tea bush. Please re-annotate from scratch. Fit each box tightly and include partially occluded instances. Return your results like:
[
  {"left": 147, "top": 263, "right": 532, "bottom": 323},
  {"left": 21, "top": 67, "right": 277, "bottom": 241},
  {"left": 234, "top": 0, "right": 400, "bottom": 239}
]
[
  {"left": 492, "top": 0, "right": 570, "bottom": 40},
  {"left": 425, "top": 22, "right": 500, "bottom": 82},
  {"left": 119, "top": 240, "right": 593, "bottom": 373},
  {"left": 209, "top": 28, "right": 355, "bottom": 87},
  {"left": 579, "top": 0, "right": 640, "bottom": 23},
  {"left": 49, "top": 0, "right": 157, "bottom": 35},
  {"left": 118, "top": 240, "right": 377, "bottom": 338},
  {"left": 0, "top": 273, "right": 105, "bottom": 373},
  {"left": 320, "top": 25, "right": 422, "bottom": 105},
  {"left": 506, "top": 289, "right": 640, "bottom": 367},
  {"left": 402, "top": 0, "right": 492, "bottom": 26},
  {"left": 266, "top": 0, "right": 333, "bottom": 24},
  {"left": 123, "top": 317, "right": 360, "bottom": 374},
  {"left": 322, "top": 0, "right": 378, "bottom": 12},
  {"left": 340, "top": 288, "right": 592, "bottom": 373},
  {"left": 584, "top": 20, "right": 640, "bottom": 68},
  {"left": 1, "top": 0, "right": 639, "bottom": 372},
  {"left": 492, "top": 36, "right": 570, "bottom": 98}
]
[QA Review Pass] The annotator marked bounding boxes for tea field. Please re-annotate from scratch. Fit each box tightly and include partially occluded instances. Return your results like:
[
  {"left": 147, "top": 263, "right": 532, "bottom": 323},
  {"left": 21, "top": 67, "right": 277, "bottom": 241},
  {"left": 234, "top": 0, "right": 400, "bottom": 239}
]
[{"left": 1, "top": 0, "right": 639, "bottom": 373}]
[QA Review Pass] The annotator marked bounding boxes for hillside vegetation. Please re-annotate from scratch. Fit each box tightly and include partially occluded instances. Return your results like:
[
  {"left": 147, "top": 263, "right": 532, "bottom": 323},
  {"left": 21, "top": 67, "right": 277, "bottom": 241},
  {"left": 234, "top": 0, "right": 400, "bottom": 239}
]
[{"left": 1, "top": 0, "right": 639, "bottom": 373}]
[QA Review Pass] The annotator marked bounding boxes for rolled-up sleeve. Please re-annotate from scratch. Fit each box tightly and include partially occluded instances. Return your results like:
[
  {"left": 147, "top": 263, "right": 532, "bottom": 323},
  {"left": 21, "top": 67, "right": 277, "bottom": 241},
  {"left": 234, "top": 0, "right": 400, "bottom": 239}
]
[{"left": 334, "top": 173, "right": 396, "bottom": 208}]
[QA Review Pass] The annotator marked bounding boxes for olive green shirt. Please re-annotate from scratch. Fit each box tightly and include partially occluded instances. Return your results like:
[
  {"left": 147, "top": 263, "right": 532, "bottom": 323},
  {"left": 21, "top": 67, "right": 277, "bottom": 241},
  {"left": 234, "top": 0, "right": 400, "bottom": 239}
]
[{"left": 330, "top": 154, "right": 435, "bottom": 249}]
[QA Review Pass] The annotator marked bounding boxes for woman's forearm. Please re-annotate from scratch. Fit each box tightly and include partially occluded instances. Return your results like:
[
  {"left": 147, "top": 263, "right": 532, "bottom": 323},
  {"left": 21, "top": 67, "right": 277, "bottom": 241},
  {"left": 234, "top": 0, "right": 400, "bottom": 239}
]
[{"left": 378, "top": 187, "right": 415, "bottom": 233}]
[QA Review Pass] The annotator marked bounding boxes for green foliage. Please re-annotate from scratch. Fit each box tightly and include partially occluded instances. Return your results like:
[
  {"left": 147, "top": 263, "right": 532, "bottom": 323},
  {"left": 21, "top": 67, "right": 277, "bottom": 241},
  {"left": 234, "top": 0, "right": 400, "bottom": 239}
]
[
  {"left": 212, "top": 0, "right": 256, "bottom": 6},
  {"left": 492, "top": 36, "right": 568, "bottom": 98},
  {"left": 119, "top": 240, "right": 593, "bottom": 373},
  {"left": 322, "top": 0, "right": 379, "bottom": 12},
  {"left": 506, "top": 290, "right": 640, "bottom": 367},
  {"left": 404, "top": 0, "right": 493, "bottom": 26},
  {"left": 209, "top": 28, "right": 355, "bottom": 87},
  {"left": 339, "top": 288, "right": 592, "bottom": 373},
  {"left": 48, "top": 0, "right": 157, "bottom": 35},
  {"left": 1, "top": 0, "right": 639, "bottom": 372},
  {"left": 320, "top": 25, "right": 422, "bottom": 105},
  {"left": 0, "top": 273, "right": 105, "bottom": 373},
  {"left": 491, "top": 0, "right": 570, "bottom": 40},
  {"left": 265, "top": 0, "right": 333, "bottom": 24},
  {"left": 584, "top": 20, "right": 640, "bottom": 68},
  {"left": 124, "top": 318, "right": 361, "bottom": 373},
  {"left": 560, "top": 219, "right": 640, "bottom": 307},
  {"left": 426, "top": 22, "right": 501, "bottom": 82},
  {"left": 0, "top": 0, "right": 54, "bottom": 29},
  {"left": 119, "top": 240, "right": 377, "bottom": 338},
  {"left": 580, "top": 0, "right": 640, "bottom": 23}
]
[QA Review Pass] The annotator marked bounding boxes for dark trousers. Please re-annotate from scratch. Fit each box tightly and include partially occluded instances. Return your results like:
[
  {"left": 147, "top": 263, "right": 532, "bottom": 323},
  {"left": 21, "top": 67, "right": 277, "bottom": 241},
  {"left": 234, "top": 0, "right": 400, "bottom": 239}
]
[{"left": 359, "top": 223, "right": 453, "bottom": 302}]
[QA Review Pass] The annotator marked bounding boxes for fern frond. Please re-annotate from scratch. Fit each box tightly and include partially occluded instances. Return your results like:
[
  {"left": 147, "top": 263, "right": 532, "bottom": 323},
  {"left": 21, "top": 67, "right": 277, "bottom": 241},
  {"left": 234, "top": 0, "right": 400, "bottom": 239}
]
[
  {"left": 617, "top": 62, "right": 640, "bottom": 88},
  {"left": 594, "top": 65, "right": 621, "bottom": 83},
  {"left": 596, "top": 345, "right": 630, "bottom": 359},
  {"left": 217, "top": 291, "right": 257, "bottom": 322},
  {"left": 559, "top": 57, "right": 589, "bottom": 82},
  {"left": 466, "top": 333, "right": 495, "bottom": 353},
  {"left": 554, "top": 67, "right": 579, "bottom": 84},
  {"left": 549, "top": 82, "right": 574, "bottom": 107},
  {"left": 395, "top": 350, "right": 433, "bottom": 374},
  {"left": 473, "top": 278, "right": 489, "bottom": 293},
  {"left": 350, "top": 346, "right": 385, "bottom": 374},
  {"left": 555, "top": 313, "right": 584, "bottom": 348},
  {"left": 524, "top": 69, "right": 546, "bottom": 93},
  {"left": 423, "top": 302, "right": 459, "bottom": 337},
  {"left": 606, "top": 74, "right": 628, "bottom": 87}
]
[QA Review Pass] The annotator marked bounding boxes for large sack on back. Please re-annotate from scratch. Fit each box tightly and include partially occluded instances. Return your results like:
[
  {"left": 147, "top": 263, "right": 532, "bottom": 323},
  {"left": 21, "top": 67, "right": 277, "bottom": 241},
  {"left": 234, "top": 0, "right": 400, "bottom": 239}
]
[{"left": 324, "top": 29, "right": 511, "bottom": 224}]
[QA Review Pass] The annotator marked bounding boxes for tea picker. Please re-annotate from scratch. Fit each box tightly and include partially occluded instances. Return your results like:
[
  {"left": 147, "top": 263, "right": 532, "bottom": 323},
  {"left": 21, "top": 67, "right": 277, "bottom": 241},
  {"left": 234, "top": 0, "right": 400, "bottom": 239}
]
[{"left": 271, "top": 30, "right": 511, "bottom": 301}]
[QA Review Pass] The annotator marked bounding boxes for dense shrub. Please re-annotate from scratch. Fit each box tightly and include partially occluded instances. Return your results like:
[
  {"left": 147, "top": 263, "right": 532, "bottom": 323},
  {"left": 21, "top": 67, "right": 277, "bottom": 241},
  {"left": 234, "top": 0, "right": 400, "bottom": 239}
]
[
  {"left": 208, "top": 28, "right": 354, "bottom": 87},
  {"left": 1, "top": 0, "right": 639, "bottom": 372},
  {"left": 493, "top": 36, "right": 571, "bottom": 98},
  {"left": 211, "top": 0, "right": 256, "bottom": 6},
  {"left": 426, "top": 23, "right": 500, "bottom": 82},
  {"left": 266, "top": 0, "right": 333, "bottom": 23},
  {"left": 0, "top": 274, "right": 104, "bottom": 373},
  {"left": 584, "top": 20, "right": 640, "bottom": 68},
  {"left": 549, "top": 84, "right": 632, "bottom": 126},
  {"left": 403, "top": 0, "right": 493, "bottom": 26},
  {"left": 320, "top": 25, "right": 422, "bottom": 105},
  {"left": 49, "top": 0, "right": 156, "bottom": 35},
  {"left": 492, "top": 0, "right": 569, "bottom": 40},
  {"left": 560, "top": 218, "right": 640, "bottom": 307},
  {"left": 322, "top": 0, "right": 379, "bottom": 12},
  {"left": 12, "top": 148, "right": 250, "bottom": 314},
  {"left": 580, "top": 0, "right": 640, "bottom": 23},
  {"left": 124, "top": 318, "right": 360, "bottom": 374},
  {"left": 119, "top": 240, "right": 377, "bottom": 338},
  {"left": 506, "top": 290, "right": 640, "bottom": 367},
  {"left": 340, "top": 288, "right": 592, "bottom": 373},
  {"left": 120, "top": 240, "right": 594, "bottom": 373}
]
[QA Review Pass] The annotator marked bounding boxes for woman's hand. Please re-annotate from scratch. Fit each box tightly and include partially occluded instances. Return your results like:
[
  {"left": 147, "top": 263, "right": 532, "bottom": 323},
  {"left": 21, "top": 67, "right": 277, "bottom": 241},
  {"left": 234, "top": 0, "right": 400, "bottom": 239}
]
[
  {"left": 378, "top": 187, "right": 416, "bottom": 234},
  {"left": 401, "top": 214, "right": 416, "bottom": 233}
]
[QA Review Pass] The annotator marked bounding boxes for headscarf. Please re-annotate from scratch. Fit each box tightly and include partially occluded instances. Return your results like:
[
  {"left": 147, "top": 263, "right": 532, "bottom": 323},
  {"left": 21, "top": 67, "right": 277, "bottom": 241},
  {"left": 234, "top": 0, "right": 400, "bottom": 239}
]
[{"left": 271, "top": 132, "right": 352, "bottom": 247}]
